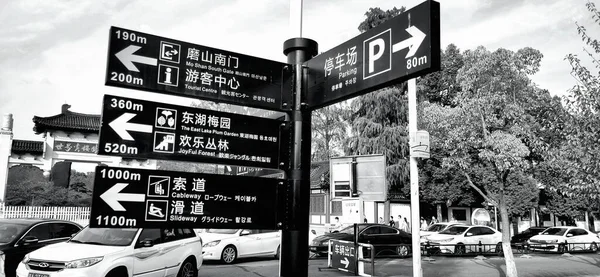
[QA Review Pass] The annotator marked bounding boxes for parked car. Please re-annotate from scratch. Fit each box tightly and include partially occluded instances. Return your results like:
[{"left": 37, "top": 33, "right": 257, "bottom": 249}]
[
  {"left": 420, "top": 223, "right": 462, "bottom": 242},
  {"left": 0, "top": 218, "right": 82, "bottom": 277},
  {"left": 425, "top": 225, "right": 502, "bottom": 254},
  {"left": 17, "top": 227, "right": 202, "bottom": 277},
  {"left": 200, "top": 229, "right": 280, "bottom": 264},
  {"left": 527, "top": 226, "right": 600, "bottom": 252},
  {"left": 510, "top": 227, "right": 548, "bottom": 245},
  {"left": 309, "top": 224, "right": 412, "bottom": 257}
]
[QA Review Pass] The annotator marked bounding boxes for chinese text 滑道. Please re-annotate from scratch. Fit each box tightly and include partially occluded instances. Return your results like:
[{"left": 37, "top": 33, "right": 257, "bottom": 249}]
[
  {"left": 187, "top": 48, "right": 239, "bottom": 68},
  {"left": 170, "top": 200, "right": 206, "bottom": 215},
  {"left": 324, "top": 46, "right": 358, "bottom": 77},
  {"left": 181, "top": 111, "right": 231, "bottom": 129}
]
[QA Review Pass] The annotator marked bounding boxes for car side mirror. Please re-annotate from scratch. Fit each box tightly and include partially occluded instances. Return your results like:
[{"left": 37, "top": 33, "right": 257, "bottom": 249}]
[
  {"left": 21, "top": 236, "right": 39, "bottom": 245},
  {"left": 466, "top": 232, "right": 473, "bottom": 237},
  {"left": 139, "top": 239, "right": 154, "bottom": 248},
  {"left": 566, "top": 234, "right": 573, "bottom": 237},
  {"left": 240, "top": 230, "right": 251, "bottom": 236}
]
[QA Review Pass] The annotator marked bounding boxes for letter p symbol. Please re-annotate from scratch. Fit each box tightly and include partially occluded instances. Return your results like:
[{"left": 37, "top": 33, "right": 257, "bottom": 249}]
[{"left": 363, "top": 29, "right": 391, "bottom": 80}]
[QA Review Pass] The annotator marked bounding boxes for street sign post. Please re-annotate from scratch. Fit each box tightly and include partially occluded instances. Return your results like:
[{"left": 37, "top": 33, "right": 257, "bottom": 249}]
[
  {"left": 98, "top": 94, "right": 288, "bottom": 169},
  {"left": 90, "top": 166, "right": 283, "bottom": 229},
  {"left": 329, "top": 239, "right": 357, "bottom": 274},
  {"left": 105, "top": 26, "right": 292, "bottom": 111},
  {"left": 304, "top": 0, "right": 440, "bottom": 110}
]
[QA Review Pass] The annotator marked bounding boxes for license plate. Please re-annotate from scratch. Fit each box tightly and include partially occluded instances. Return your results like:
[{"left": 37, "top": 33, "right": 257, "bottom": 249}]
[{"left": 28, "top": 273, "right": 50, "bottom": 277}]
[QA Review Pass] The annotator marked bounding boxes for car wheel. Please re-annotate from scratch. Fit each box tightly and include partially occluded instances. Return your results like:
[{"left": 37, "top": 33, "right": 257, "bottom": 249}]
[
  {"left": 396, "top": 245, "right": 410, "bottom": 257},
  {"left": 221, "top": 245, "right": 237, "bottom": 264},
  {"left": 105, "top": 267, "right": 128, "bottom": 277},
  {"left": 177, "top": 258, "right": 197, "bottom": 277},
  {"left": 590, "top": 242, "right": 598, "bottom": 253},
  {"left": 454, "top": 244, "right": 466, "bottom": 255}
]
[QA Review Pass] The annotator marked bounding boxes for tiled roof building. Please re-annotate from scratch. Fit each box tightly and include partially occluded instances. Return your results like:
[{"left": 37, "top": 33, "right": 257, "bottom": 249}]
[{"left": 32, "top": 104, "right": 100, "bottom": 134}]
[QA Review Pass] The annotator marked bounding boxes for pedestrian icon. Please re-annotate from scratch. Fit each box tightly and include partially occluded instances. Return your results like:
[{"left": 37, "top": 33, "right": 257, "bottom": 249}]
[
  {"left": 147, "top": 175, "right": 170, "bottom": 198},
  {"left": 146, "top": 200, "right": 168, "bottom": 221},
  {"left": 159, "top": 41, "right": 181, "bottom": 64},
  {"left": 157, "top": 64, "right": 179, "bottom": 87},
  {"left": 155, "top": 108, "right": 177, "bottom": 130},
  {"left": 154, "top": 132, "right": 175, "bottom": 153}
]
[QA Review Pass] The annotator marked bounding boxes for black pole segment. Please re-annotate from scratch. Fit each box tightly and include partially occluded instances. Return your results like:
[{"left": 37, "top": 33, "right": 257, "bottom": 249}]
[{"left": 279, "top": 37, "right": 318, "bottom": 277}]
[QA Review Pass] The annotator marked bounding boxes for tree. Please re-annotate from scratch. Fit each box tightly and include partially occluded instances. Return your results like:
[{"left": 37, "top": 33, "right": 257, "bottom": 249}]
[
  {"left": 311, "top": 102, "right": 350, "bottom": 162},
  {"left": 417, "top": 43, "right": 464, "bottom": 106},
  {"left": 558, "top": 0, "right": 600, "bottom": 199},
  {"left": 346, "top": 6, "right": 410, "bottom": 198},
  {"left": 421, "top": 46, "right": 546, "bottom": 277},
  {"left": 417, "top": 44, "right": 472, "bottom": 218}
]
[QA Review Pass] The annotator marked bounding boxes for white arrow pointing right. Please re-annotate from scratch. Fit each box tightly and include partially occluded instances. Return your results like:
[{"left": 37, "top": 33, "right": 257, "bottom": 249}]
[
  {"left": 115, "top": 45, "right": 158, "bottom": 72},
  {"left": 392, "top": 26, "right": 427, "bottom": 58},
  {"left": 109, "top": 113, "right": 153, "bottom": 141},
  {"left": 340, "top": 257, "right": 350, "bottom": 268},
  {"left": 100, "top": 183, "right": 145, "bottom": 212}
]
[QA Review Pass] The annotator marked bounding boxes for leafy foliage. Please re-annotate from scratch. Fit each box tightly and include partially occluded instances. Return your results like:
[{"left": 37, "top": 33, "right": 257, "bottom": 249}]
[
  {"left": 421, "top": 46, "right": 547, "bottom": 277},
  {"left": 558, "top": 0, "right": 600, "bottom": 199},
  {"left": 346, "top": 7, "right": 410, "bottom": 198},
  {"left": 6, "top": 165, "right": 92, "bottom": 207},
  {"left": 311, "top": 103, "right": 350, "bottom": 162}
]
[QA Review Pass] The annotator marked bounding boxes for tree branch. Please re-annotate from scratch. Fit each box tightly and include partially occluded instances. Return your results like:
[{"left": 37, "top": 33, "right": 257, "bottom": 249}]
[{"left": 461, "top": 170, "right": 498, "bottom": 206}]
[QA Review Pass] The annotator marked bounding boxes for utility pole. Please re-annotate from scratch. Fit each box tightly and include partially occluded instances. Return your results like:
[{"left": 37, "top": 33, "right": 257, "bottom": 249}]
[
  {"left": 279, "top": 0, "right": 318, "bottom": 276},
  {"left": 408, "top": 78, "right": 423, "bottom": 277}
]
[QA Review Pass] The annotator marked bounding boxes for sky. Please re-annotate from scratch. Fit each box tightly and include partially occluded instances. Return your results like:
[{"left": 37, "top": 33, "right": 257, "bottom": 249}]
[{"left": 0, "top": 0, "right": 597, "bottom": 141}]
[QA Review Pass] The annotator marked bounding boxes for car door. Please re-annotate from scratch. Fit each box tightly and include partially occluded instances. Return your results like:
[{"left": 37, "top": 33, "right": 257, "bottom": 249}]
[
  {"left": 49, "top": 222, "right": 82, "bottom": 242},
  {"left": 162, "top": 228, "right": 195, "bottom": 277},
  {"left": 6, "top": 223, "right": 55, "bottom": 276},
  {"left": 257, "top": 230, "right": 280, "bottom": 255},
  {"left": 132, "top": 228, "right": 166, "bottom": 277},
  {"left": 462, "top": 227, "right": 483, "bottom": 251},
  {"left": 565, "top": 229, "right": 579, "bottom": 245},
  {"left": 237, "top": 229, "right": 263, "bottom": 257},
  {"left": 358, "top": 226, "right": 380, "bottom": 245}
]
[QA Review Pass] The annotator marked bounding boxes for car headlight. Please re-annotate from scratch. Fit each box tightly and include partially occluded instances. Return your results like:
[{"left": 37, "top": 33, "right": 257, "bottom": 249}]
[
  {"left": 21, "top": 254, "right": 29, "bottom": 264},
  {"left": 544, "top": 239, "right": 558, "bottom": 244},
  {"left": 203, "top": 240, "right": 221, "bottom": 248},
  {"left": 65, "top": 257, "right": 103, "bottom": 269}
]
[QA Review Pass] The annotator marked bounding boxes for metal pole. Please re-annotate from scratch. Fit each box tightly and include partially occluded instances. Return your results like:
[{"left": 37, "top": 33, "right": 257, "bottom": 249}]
[
  {"left": 408, "top": 78, "right": 422, "bottom": 277},
  {"left": 280, "top": 2, "right": 318, "bottom": 273}
]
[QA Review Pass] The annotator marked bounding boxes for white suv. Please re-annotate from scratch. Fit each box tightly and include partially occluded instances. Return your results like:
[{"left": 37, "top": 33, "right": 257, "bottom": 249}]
[{"left": 16, "top": 227, "right": 202, "bottom": 277}]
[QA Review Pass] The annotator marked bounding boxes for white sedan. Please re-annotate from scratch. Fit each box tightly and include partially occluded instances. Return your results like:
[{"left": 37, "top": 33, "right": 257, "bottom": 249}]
[
  {"left": 200, "top": 229, "right": 280, "bottom": 264},
  {"left": 420, "top": 223, "right": 462, "bottom": 242},
  {"left": 425, "top": 225, "right": 502, "bottom": 254},
  {"left": 527, "top": 226, "right": 600, "bottom": 252}
]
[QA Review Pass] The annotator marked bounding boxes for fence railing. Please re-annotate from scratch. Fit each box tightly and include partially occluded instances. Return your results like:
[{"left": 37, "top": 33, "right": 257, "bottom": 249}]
[{"left": 0, "top": 203, "right": 90, "bottom": 227}]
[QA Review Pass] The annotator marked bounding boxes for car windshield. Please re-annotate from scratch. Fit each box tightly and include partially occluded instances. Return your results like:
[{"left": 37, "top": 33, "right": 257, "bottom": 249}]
[
  {"left": 70, "top": 227, "right": 139, "bottom": 246},
  {"left": 338, "top": 225, "right": 368, "bottom": 235},
  {"left": 439, "top": 226, "right": 469, "bottom": 235},
  {"left": 205, "top": 229, "right": 239, "bottom": 234},
  {"left": 541, "top": 228, "right": 567, "bottom": 236},
  {"left": 427, "top": 224, "right": 448, "bottom": 232},
  {"left": 0, "top": 223, "right": 29, "bottom": 243}
]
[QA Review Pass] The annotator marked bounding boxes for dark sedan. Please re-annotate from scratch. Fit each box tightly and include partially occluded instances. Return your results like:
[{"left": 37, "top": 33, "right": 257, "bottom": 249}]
[
  {"left": 309, "top": 224, "right": 412, "bottom": 257},
  {"left": 511, "top": 227, "right": 548, "bottom": 245},
  {"left": 0, "top": 218, "right": 82, "bottom": 277}
]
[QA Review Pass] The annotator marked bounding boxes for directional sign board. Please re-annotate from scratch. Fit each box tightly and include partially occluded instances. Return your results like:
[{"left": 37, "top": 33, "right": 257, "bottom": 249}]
[
  {"left": 98, "top": 94, "right": 287, "bottom": 169},
  {"left": 304, "top": 0, "right": 440, "bottom": 109},
  {"left": 90, "top": 166, "right": 283, "bottom": 229},
  {"left": 330, "top": 239, "right": 357, "bottom": 274},
  {"left": 105, "top": 26, "right": 292, "bottom": 111}
]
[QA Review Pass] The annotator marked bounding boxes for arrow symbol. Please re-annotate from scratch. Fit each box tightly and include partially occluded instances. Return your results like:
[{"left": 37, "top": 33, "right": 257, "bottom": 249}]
[
  {"left": 392, "top": 26, "right": 426, "bottom": 58},
  {"left": 100, "top": 183, "right": 145, "bottom": 212},
  {"left": 340, "top": 257, "right": 349, "bottom": 269},
  {"left": 115, "top": 45, "right": 158, "bottom": 72},
  {"left": 109, "top": 113, "right": 153, "bottom": 141}
]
